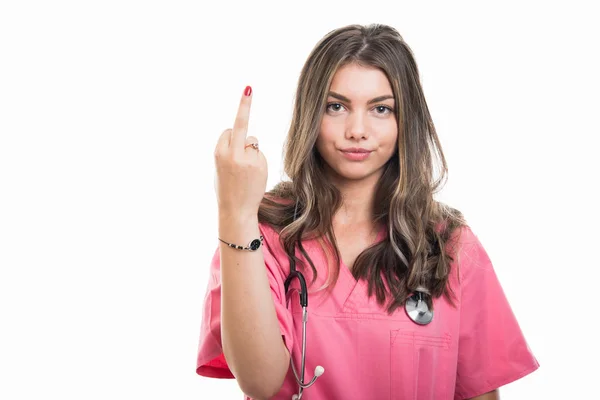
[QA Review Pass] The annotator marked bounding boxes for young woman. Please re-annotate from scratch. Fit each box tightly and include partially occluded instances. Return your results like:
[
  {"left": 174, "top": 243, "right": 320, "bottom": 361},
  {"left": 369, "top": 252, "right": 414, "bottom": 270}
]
[{"left": 196, "top": 24, "right": 539, "bottom": 400}]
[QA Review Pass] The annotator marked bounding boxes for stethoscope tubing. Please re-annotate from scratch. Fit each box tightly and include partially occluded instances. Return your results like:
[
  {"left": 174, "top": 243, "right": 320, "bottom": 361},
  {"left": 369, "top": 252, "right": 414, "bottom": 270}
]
[{"left": 287, "top": 201, "right": 434, "bottom": 399}]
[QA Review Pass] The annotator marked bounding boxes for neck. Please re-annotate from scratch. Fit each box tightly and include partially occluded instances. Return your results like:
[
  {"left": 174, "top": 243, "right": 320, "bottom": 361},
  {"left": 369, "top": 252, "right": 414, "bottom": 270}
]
[{"left": 331, "top": 174, "right": 380, "bottom": 227}]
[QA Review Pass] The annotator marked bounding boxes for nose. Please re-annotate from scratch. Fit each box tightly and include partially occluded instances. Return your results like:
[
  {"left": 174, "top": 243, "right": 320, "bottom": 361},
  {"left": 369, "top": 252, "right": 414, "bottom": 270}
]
[{"left": 345, "top": 110, "right": 369, "bottom": 140}]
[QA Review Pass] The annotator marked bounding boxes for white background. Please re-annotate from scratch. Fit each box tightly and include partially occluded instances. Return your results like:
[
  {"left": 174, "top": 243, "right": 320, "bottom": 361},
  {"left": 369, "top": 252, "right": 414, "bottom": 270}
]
[{"left": 1, "top": 1, "right": 598, "bottom": 399}]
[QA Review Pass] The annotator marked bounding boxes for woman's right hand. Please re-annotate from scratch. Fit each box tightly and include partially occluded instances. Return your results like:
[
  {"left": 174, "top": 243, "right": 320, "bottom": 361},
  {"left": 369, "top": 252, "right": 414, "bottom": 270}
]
[{"left": 214, "top": 86, "right": 268, "bottom": 219}]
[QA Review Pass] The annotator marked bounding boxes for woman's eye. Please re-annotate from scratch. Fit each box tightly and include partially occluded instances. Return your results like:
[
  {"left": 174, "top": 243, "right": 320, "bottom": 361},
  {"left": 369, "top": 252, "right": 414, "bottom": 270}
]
[
  {"left": 326, "top": 103, "right": 345, "bottom": 112},
  {"left": 326, "top": 103, "right": 394, "bottom": 115},
  {"left": 375, "top": 105, "right": 393, "bottom": 115}
]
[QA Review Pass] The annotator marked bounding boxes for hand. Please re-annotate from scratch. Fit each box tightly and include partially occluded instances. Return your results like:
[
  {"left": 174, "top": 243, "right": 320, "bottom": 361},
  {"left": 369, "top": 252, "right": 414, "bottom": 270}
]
[{"left": 214, "top": 86, "right": 268, "bottom": 218}]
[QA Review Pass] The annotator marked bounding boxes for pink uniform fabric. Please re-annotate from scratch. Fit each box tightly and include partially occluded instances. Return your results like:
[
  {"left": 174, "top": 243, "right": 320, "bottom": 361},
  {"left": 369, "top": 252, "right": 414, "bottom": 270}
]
[{"left": 196, "top": 222, "right": 539, "bottom": 399}]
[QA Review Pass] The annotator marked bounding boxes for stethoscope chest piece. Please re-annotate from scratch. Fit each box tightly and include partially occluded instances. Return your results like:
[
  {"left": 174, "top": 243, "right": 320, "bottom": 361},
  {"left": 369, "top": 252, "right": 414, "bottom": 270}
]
[{"left": 405, "top": 291, "right": 434, "bottom": 325}]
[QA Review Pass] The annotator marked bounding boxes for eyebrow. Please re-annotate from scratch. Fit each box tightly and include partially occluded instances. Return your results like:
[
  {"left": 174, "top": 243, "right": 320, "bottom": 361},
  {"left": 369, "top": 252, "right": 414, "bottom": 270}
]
[{"left": 328, "top": 91, "right": 394, "bottom": 104}]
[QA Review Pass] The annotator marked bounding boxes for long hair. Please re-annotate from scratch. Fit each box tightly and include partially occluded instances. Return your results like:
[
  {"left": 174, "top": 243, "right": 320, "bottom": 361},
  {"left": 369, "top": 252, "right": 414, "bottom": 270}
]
[{"left": 258, "top": 23, "right": 467, "bottom": 314}]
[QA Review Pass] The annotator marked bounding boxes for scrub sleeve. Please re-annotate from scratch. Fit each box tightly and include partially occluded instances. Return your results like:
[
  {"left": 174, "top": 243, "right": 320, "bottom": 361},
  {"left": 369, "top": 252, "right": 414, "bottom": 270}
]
[
  {"left": 453, "top": 227, "right": 540, "bottom": 399},
  {"left": 196, "top": 224, "right": 294, "bottom": 379}
]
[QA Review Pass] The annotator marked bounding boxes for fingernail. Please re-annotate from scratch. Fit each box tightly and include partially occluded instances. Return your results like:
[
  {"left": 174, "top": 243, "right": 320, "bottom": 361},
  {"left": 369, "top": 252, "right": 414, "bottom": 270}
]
[{"left": 244, "top": 86, "right": 252, "bottom": 96}]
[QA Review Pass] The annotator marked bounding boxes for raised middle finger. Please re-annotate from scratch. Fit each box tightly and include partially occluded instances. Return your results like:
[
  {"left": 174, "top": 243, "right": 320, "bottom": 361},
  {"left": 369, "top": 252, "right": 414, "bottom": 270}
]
[{"left": 230, "top": 86, "right": 253, "bottom": 150}]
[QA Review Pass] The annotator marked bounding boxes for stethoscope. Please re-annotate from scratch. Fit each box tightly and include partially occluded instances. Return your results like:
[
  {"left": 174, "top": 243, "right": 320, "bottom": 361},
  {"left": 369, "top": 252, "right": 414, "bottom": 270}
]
[{"left": 283, "top": 202, "right": 434, "bottom": 399}]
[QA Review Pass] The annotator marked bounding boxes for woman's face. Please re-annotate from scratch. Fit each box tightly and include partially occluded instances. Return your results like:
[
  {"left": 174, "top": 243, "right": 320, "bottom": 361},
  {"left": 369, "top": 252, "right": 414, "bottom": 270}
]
[{"left": 316, "top": 63, "right": 398, "bottom": 185}]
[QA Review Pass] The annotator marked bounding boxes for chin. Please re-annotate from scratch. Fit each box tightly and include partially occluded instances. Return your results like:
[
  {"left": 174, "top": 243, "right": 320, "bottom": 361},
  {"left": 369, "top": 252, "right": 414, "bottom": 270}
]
[{"left": 331, "top": 166, "right": 380, "bottom": 181}]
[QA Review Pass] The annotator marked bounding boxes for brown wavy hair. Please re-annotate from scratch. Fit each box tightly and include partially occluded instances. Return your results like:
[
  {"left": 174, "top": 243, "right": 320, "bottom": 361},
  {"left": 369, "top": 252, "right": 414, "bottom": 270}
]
[{"left": 257, "top": 23, "right": 467, "bottom": 314}]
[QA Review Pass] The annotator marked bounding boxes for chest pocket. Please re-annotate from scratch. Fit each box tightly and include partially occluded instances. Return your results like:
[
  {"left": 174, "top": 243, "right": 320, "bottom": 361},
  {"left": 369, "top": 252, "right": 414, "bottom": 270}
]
[
  {"left": 390, "top": 327, "right": 454, "bottom": 400},
  {"left": 389, "top": 293, "right": 459, "bottom": 400}
]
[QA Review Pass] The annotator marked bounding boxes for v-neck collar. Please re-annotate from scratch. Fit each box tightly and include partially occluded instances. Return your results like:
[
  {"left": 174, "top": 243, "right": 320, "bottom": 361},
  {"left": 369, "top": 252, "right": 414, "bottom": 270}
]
[
  {"left": 337, "top": 222, "right": 386, "bottom": 278},
  {"left": 335, "top": 224, "right": 387, "bottom": 313}
]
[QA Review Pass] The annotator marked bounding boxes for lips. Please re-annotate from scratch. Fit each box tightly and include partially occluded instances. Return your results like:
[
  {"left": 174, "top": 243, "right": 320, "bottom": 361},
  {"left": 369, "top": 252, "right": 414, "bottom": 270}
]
[
  {"left": 340, "top": 147, "right": 372, "bottom": 153},
  {"left": 339, "top": 149, "right": 372, "bottom": 161}
]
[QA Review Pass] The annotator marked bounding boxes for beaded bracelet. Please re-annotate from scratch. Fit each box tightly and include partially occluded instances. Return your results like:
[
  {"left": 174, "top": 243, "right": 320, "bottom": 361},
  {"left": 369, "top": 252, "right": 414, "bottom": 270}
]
[{"left": 218, "top": 235, "right": 264, "bottom": 251}]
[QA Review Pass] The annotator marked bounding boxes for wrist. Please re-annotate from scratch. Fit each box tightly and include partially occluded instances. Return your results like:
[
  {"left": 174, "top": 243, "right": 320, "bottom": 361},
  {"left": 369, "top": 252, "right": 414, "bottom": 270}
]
[
  {"left": 218, "top": 212, "right": 258, "bottom": 227},
  {"left": 218, "top": 213, "right": 260, "bottom": 243}
]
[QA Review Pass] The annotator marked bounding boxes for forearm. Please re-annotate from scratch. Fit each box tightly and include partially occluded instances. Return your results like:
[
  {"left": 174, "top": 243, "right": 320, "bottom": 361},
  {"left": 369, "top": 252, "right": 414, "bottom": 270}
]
[{"left": 219, "top": 214, "right": 289, "bottom": 399}]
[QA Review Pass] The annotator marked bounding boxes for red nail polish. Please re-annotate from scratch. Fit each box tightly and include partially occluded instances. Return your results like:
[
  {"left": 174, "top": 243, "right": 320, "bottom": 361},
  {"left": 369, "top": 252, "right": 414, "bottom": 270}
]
[{"left": 244, "top": 86, "right": 252, "bottom": 96}]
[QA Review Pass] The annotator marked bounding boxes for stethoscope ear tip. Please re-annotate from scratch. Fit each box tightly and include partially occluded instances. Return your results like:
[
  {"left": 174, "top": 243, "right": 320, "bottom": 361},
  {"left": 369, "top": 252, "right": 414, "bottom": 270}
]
[{"left": 315, "top": 365, "right": 325, "bottom": 377}]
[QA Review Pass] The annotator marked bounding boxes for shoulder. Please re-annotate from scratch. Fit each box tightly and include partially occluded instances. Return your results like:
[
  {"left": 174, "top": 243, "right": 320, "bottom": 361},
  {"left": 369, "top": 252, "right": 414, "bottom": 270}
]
[
  {"left": 442, "top": 224, "right": 493, "bottom": 286},
  {"left": 444, "top": 225, "right": 508, "bottom": 311}
]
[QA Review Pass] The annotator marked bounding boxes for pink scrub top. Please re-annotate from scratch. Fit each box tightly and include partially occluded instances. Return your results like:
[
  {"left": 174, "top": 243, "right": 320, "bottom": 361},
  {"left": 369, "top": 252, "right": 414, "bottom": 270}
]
[{"left": 196, "top": 222, "right": 539, "bottom": 399}]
